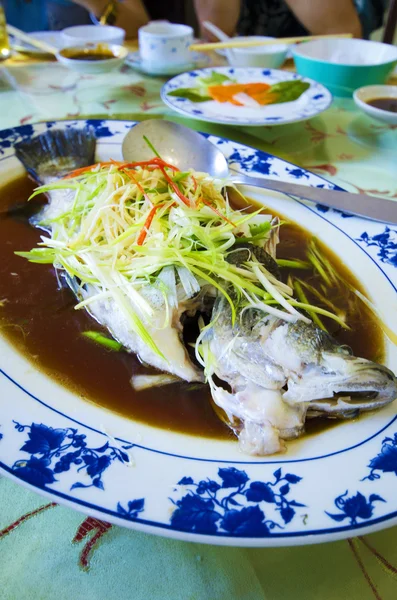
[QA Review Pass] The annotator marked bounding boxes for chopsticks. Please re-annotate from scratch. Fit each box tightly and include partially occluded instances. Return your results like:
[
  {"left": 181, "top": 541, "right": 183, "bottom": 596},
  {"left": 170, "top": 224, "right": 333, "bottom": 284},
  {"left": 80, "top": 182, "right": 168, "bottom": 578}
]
[
  {"left": 6, "top": 24, "right": 58, "bottom": 55},
  {"left": 190, "top": 33, "right": 353, "bottom": 52}
]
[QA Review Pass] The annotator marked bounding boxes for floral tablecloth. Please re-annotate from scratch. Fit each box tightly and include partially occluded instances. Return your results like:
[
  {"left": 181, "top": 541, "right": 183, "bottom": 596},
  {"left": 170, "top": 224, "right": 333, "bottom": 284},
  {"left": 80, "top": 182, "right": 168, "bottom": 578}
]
[{"left": 1, "top": 52, "right": 397, "bottom": 600}]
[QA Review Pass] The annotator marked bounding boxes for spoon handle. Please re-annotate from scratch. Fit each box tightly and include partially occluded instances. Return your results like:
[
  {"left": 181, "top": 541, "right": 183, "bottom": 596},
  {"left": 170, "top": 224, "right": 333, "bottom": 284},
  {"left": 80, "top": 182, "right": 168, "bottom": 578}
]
[
  {"left": 202, "top": 21, "right": 230, "bottom": 42},
  {"left": 231, "top": 174, "right": 397, "bottom": 225}
]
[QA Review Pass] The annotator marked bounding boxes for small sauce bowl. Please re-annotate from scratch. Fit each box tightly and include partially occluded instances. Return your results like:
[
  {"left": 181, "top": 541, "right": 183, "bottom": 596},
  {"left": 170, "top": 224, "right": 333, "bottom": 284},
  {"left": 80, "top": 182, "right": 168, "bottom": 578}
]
[
  {"left": 353, "top": 84, "right": 397, "bottom": 125},
  {"left": 56, "top": 44, "right": 128, "bottom": 74}
]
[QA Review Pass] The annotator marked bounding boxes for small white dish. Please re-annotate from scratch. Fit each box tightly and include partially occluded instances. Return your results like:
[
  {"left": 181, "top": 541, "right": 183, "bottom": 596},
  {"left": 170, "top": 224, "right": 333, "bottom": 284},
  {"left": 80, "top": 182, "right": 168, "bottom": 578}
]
[
  {"left": 61, "top": 25, "right": 125, "bottom": 47},
  {"left": 224, "top": 36, "right": 288, "bottom": 69},
  {"left": 138, "top": 22, "right": 193, "bottom": 74},
  {"left": 353, "top": 85, "right": 397, "bottom": 125},
  {"left": 10, "top": 30, "right": 65, "bottom": 57},
  {"left": 126, "top": 50, "right": 210, "bottom": 76},
  {"left": 56, "top": 44, "right": 128, "bottom": 75}
]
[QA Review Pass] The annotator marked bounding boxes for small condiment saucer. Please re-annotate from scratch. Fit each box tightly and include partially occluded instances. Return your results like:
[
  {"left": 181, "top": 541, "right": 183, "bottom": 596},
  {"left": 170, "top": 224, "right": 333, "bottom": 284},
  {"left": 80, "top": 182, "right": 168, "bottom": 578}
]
[
  {"left": 125, "top": 51, "right": 211, "bottom": 77},
  {"left": 10, "top": 31, "right": 64, "bottom": 57},
  {"left": 353, "top": 85, "right": 397, "bottom": 125}
]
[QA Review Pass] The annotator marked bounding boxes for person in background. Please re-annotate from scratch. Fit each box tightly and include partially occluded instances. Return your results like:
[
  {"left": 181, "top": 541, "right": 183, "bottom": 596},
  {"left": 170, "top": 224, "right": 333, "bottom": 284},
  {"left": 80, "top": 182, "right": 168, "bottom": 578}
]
[
  {"left": 194, "top": 0, "right": 388, "bottom": 40},
  {"left": 3, "top": 0, "right": 150, "bottom": 38}
]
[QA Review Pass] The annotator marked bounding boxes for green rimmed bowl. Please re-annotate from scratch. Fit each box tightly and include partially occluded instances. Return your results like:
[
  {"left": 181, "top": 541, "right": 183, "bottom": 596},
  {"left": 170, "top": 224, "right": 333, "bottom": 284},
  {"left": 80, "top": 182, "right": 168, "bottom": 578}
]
[{"left": 293, "top": 39, "right": 397, "bottom": 97}]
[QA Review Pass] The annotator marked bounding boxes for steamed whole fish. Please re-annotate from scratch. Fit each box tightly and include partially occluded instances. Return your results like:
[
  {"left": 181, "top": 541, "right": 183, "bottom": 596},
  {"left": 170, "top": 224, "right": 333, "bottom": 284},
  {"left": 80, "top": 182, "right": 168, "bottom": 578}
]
[
  {"left": 15, "top": 128, "right": 203, "bottom": 382},
  {"left": 14, "top": 129, "right": 397, "bottom": 457},
  {"left": 203, "top": 257, "right": 397, "bottom": 455}
]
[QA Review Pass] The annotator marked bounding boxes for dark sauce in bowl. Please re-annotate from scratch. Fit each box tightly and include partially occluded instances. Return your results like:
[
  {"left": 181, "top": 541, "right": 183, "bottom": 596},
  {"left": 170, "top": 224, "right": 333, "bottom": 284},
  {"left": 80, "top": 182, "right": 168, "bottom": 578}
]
[
  {"left": 59, "top": 49, "right": 116, "bottom": 61},
  {"left": 0, "top": 176, "right": 384, "bottom": 439},
  {"left": 366, "top": 97, "right": 397, "bottom": 113}
]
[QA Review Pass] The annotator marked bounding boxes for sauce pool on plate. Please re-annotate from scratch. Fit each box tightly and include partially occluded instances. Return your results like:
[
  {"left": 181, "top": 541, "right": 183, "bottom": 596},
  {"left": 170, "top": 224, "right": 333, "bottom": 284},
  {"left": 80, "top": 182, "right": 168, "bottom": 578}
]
[{"left": 0, "top": 176, "right": 385, "bottom": 440}]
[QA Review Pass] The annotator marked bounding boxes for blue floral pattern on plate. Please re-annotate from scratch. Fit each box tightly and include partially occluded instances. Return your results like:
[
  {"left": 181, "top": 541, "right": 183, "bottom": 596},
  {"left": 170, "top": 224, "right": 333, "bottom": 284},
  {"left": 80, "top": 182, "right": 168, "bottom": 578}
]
[
  {"left": 11, "top": 422, "right": 133, "bottom": 491},
  {"left": 358, "top": 227, "right": 397, "bottom": 267},
  {"left": 365, "top": 433, "right": 397, "bottom": 481},
  {"left": 170, "top": 467, "right": 304, "bottom": 536},
  {"left": 161, "top": 67, "right": 333, "bottom": 126},
  {"left": 0, "top": 124, "right": 35, "bottom": 154},
  {"left": 117, "top": 499, "right": 145, "bottom": 520},
  {"left": 0, "top": 119, "right": 396, "bottom": 546},
  {"left": 326, "top": 491, "right": 385, "bottom": 525}
]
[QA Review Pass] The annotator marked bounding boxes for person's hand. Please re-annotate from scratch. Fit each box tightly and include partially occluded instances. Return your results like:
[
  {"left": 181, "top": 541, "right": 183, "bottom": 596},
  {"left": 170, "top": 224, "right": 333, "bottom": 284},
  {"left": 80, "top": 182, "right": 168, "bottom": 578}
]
[
  {"left": 70, "top": 0, "right": 108, "bottom": 15},
  {"left": 69, "top": 0, "right": 149, "bottom": 39}
]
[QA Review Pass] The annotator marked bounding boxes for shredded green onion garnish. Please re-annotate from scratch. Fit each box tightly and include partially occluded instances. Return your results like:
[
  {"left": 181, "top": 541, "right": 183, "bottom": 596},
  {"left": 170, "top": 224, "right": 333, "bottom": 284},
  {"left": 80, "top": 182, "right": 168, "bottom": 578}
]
[
  {"left": 277, "top": 258, "right": 311, "bottom": 270},
  {"left": 17, "top": 159, "right": 345, "bottom": 358},
  {"left": 82, "top": 331, "right": 123, "bottom": 351},
  {"left": 293, "top": 279, "right": 326, "bottom": 331}
]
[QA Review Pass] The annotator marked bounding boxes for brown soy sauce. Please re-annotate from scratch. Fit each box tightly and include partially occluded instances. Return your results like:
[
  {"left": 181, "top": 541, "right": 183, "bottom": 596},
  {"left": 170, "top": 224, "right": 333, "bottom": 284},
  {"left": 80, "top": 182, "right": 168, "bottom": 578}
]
[
  {"left": 0, "top": 176, "right": 385, "bottom": 440},
  {"left": 366, "top": 97, "right": 397, "bottom": 113},
  {"left": 60, "top": 49, "right": 116, "bottom": 61}
]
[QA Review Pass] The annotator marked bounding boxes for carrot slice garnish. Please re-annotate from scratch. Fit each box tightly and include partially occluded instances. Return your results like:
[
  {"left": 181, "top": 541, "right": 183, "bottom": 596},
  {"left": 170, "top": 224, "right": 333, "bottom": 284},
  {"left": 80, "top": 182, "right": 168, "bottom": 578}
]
[
  {"left": 62, "top": 157, "right": 179, "bottom": 180},
  {"left": 136, "top": 203, "right": 165, "bottom": 245},
  {"left": 207, "top": 82, "right": 272, "bottom": 106},
  {"left": 201, "top": 198, "right": 235, "bottom": 226},
  {"left": 123, "top": 157, "right": 179, "bottom": 172},
  {"left": 158, "top": 165, "right": 194, "bottom": 208},
  {"left": 114, "top": 159, "right": 153, "bottom": 207}
]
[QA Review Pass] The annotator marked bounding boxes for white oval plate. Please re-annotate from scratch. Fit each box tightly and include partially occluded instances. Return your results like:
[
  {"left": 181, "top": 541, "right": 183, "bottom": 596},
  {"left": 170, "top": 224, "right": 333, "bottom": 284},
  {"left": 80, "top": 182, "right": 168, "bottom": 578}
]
[
  {"left": 0, "top": 119, "right": 396, "bottom": 547},
  {"left": 161, "top": 67, "right": 332, "bottom": 126}
]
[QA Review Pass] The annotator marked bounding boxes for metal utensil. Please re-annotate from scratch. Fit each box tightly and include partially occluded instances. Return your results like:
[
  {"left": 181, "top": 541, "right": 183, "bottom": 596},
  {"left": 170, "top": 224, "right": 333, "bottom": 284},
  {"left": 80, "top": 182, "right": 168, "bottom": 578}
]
[
  {"left": 202, "top": 21, "right": 235, "bottom": 64},
  {"left": 122, "top": 120, "right": 397, "bottom": 224}
]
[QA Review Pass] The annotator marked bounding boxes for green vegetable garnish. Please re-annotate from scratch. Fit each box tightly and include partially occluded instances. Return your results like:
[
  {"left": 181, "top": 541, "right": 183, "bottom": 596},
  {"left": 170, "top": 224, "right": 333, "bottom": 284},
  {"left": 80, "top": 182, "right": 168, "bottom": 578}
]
[
  {"left": 143, "top": 135, "right": 161, "bottom": 158},
  {"left": 82, "top": 331, "right": 123, "bottom": 351},
  {"left": 198, "top": 71, "right": 233, "bottom": 86},
  {"left": 276, "top": 258, "right": 311, "bottom": 269},
  {"left": 168, "top": 71, "right": 310, "bottom": 106},
  {"left": 17, "top": 158, "right": 344, "bottom": 361},
  {"left": 168, "top": 71, "right": 234, "bottom": 102},
  {"left": 293, "top": 279, "right": 326, "bottom": 331},
  {"left": 167, "top": 87, "right": 212, "bottom": 102},
  {"left": 266, "top": 80, "right": 310, "bottom": 104}
]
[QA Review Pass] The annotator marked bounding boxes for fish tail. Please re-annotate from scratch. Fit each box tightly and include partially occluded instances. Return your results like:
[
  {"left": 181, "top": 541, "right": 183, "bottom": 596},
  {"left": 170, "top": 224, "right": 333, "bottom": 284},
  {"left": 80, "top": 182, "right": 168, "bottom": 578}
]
[{"left": 14, "top": 127, "right": 96, "bottom": 184}]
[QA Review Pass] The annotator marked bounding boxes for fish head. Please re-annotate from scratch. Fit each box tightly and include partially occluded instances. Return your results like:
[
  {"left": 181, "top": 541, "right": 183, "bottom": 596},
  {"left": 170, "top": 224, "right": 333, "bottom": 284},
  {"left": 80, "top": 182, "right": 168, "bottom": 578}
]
[{"left": 280, "top": 321, "right": 397, "bottom": 415}]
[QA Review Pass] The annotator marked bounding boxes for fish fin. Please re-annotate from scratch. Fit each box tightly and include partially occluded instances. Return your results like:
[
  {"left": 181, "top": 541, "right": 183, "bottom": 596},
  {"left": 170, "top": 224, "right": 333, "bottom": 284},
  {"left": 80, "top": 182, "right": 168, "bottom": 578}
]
[
  {"left": 14, "top": 127, "right": 96, "bottom": 184},
  {"left": 263, "top": 216, "right": 280, "bottom": 259}
]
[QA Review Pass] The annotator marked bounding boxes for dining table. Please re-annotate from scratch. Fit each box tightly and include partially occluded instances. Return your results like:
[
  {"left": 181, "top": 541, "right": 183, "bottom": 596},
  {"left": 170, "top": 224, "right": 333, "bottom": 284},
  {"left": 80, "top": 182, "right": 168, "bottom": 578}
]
[{"left": 0, "top": 40, "right": 397, "bottom": 600}]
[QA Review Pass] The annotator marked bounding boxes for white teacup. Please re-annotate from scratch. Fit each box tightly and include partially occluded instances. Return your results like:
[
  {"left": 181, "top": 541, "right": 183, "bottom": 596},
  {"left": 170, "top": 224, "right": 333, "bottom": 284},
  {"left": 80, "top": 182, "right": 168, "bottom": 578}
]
[{"left": 138, "top": 22, "right": 194, "bottom": 74}]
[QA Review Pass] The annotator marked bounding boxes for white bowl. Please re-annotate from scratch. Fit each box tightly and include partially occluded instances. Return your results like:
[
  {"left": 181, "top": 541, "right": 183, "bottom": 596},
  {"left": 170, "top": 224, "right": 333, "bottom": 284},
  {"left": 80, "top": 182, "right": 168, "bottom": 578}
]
[
  {"left": 225, "top": 36, "right": 288, "bottom": 69},
  {"left": 61, "top": 25, "right": 125, "bottom": 47},
  {"left": 56, "top": 44, "right": 128, "bottom": 74},
  {"left": 353, "top": 85, "right": 397, "bottom": 124}
]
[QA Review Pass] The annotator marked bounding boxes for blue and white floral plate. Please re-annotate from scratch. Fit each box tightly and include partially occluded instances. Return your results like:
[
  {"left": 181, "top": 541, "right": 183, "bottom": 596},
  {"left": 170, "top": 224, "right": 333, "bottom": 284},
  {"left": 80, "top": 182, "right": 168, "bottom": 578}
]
[
  {"left": 161, "top": 67, "right": 332, "bottom": 126},
  {"left": 0, "top": 119, "right": 396, "bottom": 547}
]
